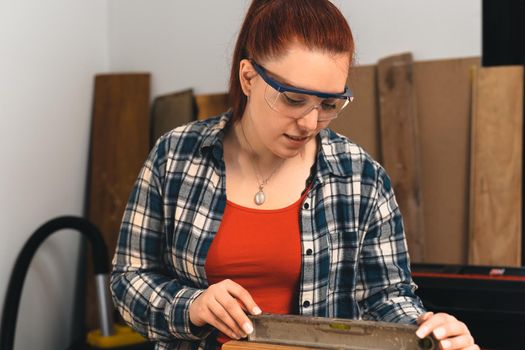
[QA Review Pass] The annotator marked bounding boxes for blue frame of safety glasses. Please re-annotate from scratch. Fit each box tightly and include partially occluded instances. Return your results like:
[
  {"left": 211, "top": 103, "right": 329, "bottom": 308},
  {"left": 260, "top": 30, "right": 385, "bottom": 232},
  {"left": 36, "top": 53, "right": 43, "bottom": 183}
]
[{"left": 250, "top": 59, "right": 354, "bottom": 101}]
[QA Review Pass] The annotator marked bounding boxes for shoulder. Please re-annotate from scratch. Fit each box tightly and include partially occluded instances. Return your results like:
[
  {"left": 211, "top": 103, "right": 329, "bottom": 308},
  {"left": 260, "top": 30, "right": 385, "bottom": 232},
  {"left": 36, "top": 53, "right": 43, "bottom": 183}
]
[
  {"left": 153, "top": 113, "right": 229, "bottom": 159},
  {"left": 319, "top": 128, "right": 386, "bottom": 184},
  {"left": 142, "top": 113, "right": 229, "bottom": 181}
]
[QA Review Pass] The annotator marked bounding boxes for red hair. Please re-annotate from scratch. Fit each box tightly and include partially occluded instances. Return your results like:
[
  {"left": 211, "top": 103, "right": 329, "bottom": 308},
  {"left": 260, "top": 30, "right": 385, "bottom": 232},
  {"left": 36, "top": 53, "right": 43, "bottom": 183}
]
[{"left": 228, "top": 0, "right": 355, "bottom": 122}]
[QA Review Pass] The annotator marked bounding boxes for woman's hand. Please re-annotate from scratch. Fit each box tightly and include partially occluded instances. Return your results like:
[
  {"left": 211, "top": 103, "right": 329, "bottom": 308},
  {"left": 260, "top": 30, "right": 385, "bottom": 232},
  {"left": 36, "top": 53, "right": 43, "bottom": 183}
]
[
  {"left": 416, "top": 312, "right": 479, "bottom": 350},
  {"left": 189, "top": 279, "right": 262, "bottom": 340}
]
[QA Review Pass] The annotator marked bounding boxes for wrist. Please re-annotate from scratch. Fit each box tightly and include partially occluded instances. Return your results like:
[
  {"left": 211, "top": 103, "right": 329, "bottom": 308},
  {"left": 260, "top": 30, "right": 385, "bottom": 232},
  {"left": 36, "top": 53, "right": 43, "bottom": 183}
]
[{"left": 188, "top": 297, "right": 206, "bottom": 327}]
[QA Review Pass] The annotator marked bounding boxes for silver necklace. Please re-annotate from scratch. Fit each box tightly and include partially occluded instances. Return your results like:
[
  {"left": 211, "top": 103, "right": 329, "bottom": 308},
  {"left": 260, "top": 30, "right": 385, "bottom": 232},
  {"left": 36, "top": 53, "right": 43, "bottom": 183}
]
[{"left": 240, "top": 122, "right": 284, "bottom": 206}]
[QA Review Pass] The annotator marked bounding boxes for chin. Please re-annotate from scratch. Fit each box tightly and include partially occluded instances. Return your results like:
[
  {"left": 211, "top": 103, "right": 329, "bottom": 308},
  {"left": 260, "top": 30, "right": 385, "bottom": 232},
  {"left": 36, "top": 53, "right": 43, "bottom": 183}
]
[{"left": 275, "top": 147, "right": 302, "bottom": 159}]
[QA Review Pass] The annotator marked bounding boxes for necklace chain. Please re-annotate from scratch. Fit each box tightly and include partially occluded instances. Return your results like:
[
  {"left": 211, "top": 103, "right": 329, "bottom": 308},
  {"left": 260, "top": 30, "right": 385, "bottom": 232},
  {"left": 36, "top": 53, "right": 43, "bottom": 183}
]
[{"left": 239, "top": 121, "right": 284, "bottom": 205}]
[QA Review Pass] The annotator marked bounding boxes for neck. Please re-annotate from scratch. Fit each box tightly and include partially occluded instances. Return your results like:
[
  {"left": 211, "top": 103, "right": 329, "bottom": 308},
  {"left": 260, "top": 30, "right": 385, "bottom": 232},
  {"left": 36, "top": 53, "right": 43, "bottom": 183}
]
[{"left": 235, "top": 118, "right": 283, "bottom": 169}]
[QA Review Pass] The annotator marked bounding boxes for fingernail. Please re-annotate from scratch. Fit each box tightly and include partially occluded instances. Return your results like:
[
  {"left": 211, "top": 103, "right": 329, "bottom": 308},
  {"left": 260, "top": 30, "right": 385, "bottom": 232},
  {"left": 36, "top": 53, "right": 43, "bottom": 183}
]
[
  {"left": 252, "top": 306, "right": 262, "bottom": 315},
  {"left": 231, "top": 332, "right": 240, "bottom": 340},
  {"left": 242, "top": 322, "right": 254, "bottom": 335},
  {"left": 416, "top": 326, "right": 428, "bottom": 338},
  {"left": 434, "top": 327, "right": 446, "bottom": 338},
  {"left": 441, "top": 340, "right": 451, "bottom": 349}
]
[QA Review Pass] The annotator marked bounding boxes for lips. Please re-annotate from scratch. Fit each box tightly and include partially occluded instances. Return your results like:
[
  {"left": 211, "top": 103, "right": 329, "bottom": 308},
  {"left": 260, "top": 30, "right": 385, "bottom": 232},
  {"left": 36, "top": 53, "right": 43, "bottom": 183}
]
[{"left": 285, "top": 134, "right": 309, "bottom": 142}]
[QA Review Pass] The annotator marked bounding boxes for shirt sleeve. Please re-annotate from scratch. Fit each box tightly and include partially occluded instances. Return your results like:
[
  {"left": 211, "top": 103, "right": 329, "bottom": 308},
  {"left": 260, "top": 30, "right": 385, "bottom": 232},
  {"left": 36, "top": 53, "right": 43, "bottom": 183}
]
[
  {"left": 110, "top": 137, "right": 212, "bottom": 342},
  {"left": 355, "top": 165, "right": 426, "bottom": 324}
]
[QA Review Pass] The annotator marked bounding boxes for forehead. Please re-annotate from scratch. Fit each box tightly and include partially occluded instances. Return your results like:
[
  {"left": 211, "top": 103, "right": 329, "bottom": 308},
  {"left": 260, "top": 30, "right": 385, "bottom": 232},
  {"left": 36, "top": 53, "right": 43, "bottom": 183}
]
[{"left": 260, "top": 43, "right": 350, "bottom": 94}]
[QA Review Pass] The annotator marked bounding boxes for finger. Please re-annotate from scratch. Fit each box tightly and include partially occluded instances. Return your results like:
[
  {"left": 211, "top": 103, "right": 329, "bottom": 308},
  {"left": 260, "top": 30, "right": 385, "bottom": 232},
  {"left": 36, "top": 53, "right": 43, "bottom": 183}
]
[
  {"left": 416, "top": 313, "right": 454, "bottom": 338},
  {"left": 225, "top": 279, "right": 262, "bottom": 315},
  {"left": 235, "top": 299, "right": 252, "bottom": 314},
  {"left": 208, "top": 299, "right": 246, "bottom": 339},
  {"left": 417, "top": 312, "right": 434, "bottom": 325},
  {"left": 439, "top": 334, "right": 475, "bottom": 350},
  {"left": 207, "top": 309, "right": 243, "bottom": 340},
  {"left": 432, "top": 320, "right": 469, "bottom": 341},
  {"left": 216, "top": 292, "right": 253, "bottom": 336}
]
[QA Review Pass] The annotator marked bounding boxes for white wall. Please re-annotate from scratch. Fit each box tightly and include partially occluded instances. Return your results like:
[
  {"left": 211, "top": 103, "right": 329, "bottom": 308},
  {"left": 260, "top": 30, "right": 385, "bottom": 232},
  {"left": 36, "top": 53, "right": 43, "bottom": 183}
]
[
  {"left": 108, "top": 0, "right": 481, "bottom": 98},
  {"left": 0, "top": 1, "right": 108, "bottom": 349},
  {"left": 108, "top": 0, "right": 247, "bottom": 97},
  {"left": 339, "top": 0, "right": 481, "bottom": 66}
]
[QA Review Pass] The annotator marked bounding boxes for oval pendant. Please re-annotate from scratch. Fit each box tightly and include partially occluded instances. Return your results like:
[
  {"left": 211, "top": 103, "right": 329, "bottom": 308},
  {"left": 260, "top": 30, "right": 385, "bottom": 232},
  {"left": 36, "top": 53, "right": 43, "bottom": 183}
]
[{"left": 254, "top": 190, "right": 265, "bottom": 206}]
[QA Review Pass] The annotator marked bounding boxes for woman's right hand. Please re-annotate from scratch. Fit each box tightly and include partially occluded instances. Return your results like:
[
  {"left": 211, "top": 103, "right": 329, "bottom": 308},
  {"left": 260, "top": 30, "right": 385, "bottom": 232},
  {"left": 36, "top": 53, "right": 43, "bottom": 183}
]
[{"left": 189, "top": 279, "right": 262, "bottom": 340}]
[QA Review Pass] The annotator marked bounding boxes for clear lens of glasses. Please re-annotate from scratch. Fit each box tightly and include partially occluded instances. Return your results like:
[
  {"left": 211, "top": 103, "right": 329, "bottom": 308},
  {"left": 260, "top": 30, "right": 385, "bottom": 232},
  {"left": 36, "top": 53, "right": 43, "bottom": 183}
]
[{"left": 264, "top": 85, "right": 350, "bottom": 121}]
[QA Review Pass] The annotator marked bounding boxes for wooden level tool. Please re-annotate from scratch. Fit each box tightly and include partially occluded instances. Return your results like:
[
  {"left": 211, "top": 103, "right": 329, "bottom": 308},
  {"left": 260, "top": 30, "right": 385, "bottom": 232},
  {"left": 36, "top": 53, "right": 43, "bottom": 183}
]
[{"left": 239, "top": 314, "right": 437, "bottom": 350}]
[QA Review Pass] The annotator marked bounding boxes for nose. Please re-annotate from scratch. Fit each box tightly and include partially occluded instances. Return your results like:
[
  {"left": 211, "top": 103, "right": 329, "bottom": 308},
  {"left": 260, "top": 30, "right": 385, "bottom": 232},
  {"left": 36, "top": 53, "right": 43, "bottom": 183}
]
[{"left": 297, "top": 106, "right": 319, "bottom": 131}]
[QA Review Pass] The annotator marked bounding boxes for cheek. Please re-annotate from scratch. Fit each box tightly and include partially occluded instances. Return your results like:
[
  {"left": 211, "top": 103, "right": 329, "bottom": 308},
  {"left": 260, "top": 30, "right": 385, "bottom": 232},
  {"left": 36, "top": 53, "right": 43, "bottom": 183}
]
[
  {"left": 255, "top": 112, "right": 281, "bottom": 138},
  {"left": 316, "top": 121, "right": 330, "bottom": 132},
  {"left": 251, "top": 95, "right": 283, "bottom": 133}
]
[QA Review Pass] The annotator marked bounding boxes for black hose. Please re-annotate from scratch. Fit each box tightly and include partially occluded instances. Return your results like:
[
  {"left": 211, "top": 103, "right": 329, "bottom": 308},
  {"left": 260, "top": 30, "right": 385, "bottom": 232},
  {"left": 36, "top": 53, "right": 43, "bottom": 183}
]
[{"left": 0, "top": 216, "right": 109, "bottom": 350}]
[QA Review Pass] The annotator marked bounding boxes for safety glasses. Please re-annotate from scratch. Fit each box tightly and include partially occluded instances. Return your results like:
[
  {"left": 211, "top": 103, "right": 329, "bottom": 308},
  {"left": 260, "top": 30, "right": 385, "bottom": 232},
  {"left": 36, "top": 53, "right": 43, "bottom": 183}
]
[{"left": 251, "top": 60, "right": 353, "bottom": 122}]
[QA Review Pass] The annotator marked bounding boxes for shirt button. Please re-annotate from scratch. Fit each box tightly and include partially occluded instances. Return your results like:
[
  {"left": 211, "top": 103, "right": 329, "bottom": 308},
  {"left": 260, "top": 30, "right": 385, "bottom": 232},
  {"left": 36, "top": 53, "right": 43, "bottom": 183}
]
[
  {"left": 303, "top": 300, "right": 310, "bottom": 308},
  {"left": 306, "top": 248, "right": 313, "bottom": 255},
  {"left": 303, "top": 202, "right": 309, "bottom": 210}
]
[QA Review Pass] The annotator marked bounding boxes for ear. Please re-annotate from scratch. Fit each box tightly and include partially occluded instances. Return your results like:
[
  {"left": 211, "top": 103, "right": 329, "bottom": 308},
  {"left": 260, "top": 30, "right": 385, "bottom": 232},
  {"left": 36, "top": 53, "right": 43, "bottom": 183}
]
[{"left": 239, "top": 59, "right": 258, "bottom": 97}]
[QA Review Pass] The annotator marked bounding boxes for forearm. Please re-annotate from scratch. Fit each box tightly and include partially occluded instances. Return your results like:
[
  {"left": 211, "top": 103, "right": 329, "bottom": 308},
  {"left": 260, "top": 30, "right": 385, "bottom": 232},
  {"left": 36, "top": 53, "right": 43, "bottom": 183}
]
[
  {"left": 357, "top": 165, "right": 426, "bottom": 324},
  {"left": 110, "top": 268, "right": 212, "bottom": 342},
  {"left": 359, "top": 282, "right": 426, "bottom": 324}
]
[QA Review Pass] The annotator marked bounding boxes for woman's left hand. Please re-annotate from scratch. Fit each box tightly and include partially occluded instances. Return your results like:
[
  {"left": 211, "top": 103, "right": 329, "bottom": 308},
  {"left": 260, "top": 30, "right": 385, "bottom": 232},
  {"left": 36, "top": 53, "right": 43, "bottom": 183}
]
[{"left": 416, "top": 312, "right": 479, "bottom": 350}]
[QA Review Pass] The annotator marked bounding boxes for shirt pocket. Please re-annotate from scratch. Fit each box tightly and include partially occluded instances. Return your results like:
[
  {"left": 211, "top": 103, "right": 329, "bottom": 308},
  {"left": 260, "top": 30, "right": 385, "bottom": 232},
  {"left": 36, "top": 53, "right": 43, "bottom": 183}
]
[{"left": 327, "top": 230, "right": 360, "bottom": 292}]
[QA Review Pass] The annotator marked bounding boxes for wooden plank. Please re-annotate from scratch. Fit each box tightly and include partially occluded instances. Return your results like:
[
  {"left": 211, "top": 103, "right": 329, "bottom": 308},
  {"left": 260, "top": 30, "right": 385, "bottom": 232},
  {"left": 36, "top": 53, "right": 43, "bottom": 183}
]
[
  {"left": 377, "top": 53, "right": 425, "bottom": 262},
  {"left": 195, "top": 92, "right": 229, "bottom": 120},
  {"left": 414, "top": 57, "right": 480, "bottom": 264},
  {"left": 223, "top": 341, "right": 313, "bottom": 350},
  {"left": 151, "top": 89, "right": 195, "bottom": 145},
  {"left": 86, "top": 73, "right": 150, "bottom": 330},
  {"left": 469, "top": 65, "right": 523, "bottom": 266},
  {"left": 330, "top": 65, "right": 381, "bottom": 161}
]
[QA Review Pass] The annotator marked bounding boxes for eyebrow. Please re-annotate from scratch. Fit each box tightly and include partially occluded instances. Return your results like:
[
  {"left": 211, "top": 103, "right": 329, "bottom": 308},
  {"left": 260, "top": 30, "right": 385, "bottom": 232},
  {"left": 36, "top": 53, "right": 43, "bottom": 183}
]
[
  {"left": 251, "top": 60, "right": 352, "bottom": 99},
  {"left": 251, "top": 62, "right": 296, "bottom": 88},
  {"left": 264, "top": 70, "right": 305, "bottom": 91}
]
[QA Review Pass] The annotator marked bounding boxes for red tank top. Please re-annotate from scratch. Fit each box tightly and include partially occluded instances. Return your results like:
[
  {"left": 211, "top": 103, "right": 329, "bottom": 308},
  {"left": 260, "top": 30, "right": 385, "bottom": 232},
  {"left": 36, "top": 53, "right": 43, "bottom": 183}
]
[{"left": 205, "top": 192, "right": 307, "bottom": 345}]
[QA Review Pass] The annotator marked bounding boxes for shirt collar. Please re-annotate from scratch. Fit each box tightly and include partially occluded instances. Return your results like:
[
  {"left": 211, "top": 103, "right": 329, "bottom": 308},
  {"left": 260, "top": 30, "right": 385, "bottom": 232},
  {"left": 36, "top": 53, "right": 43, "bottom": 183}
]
[
  {"left": 200, "top": 112, "right": 231, "bottom": 151},
  {"left": 199, "top": 111, "right": 352, "bottom": 178},
  {"left": 317, "top": 128, "right": 354, "bottom": 178}
]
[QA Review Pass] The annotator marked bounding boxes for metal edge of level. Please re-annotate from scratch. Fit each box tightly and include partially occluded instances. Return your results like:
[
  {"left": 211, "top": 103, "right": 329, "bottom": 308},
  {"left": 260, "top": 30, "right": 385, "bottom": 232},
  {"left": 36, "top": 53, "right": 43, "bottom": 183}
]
[{"left": 247, "top": 314, "right": 438, "bottom": 350}]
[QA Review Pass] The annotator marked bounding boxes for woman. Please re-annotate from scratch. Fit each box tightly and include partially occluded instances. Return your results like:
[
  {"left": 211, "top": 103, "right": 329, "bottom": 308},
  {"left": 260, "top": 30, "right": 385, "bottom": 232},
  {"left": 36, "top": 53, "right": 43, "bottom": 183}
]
[{"left": 111, "top": 1, "right": 478, "bottom": 349}]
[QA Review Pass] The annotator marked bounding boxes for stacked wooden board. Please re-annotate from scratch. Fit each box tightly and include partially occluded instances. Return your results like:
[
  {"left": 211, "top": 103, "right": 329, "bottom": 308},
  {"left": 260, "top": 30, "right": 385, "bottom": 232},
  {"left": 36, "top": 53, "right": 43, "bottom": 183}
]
[
  {"left": 332, "top": 56, "right": 483, "bottom": 264},
  {"left": 150, "top": 89, "right": 195, "bottom": 144},
  {"left": 86, "top": 73, "right": 151, "bottom": 330},
  {"left": 412, "top": 58, "right": 478, "bottom": 264},
  {"left": 335, "top": 56, "right": 523, "bottom": 266},
  {"left": 469, "top": 66, "right": 523, "bottom": 266},
  {"left": 376, "top": 53, "right": 425, "bottom": 262}
]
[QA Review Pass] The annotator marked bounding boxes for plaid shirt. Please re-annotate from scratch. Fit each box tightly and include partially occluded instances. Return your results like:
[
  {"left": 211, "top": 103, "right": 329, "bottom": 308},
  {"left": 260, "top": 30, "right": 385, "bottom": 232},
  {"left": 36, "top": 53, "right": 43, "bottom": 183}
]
[{"left": 110, "top": 112, "right": 425, "bottom": 350}]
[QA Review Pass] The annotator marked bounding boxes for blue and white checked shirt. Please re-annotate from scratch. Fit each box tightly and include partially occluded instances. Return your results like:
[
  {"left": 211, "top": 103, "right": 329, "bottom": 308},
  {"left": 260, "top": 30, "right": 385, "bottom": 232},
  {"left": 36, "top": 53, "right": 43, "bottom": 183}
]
[{"left": 110, "top": 112, "right": 426, "bottom": 350}]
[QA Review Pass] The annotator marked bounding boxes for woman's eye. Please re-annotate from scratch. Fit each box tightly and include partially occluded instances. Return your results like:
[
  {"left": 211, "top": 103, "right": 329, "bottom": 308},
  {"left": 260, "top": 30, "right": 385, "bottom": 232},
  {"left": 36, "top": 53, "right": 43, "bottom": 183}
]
[
  {"left": 282, "top": 94, "right": 305, "bottom": 106},
  {"left": 321, "top": 101, "right": 337, "bottom": 110}
]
